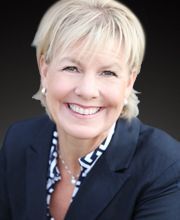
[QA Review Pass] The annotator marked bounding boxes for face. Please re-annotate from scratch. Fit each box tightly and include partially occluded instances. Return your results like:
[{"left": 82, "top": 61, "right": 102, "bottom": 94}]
[{"left": 39, "top": 43, "right": 137, "bottom": 141}]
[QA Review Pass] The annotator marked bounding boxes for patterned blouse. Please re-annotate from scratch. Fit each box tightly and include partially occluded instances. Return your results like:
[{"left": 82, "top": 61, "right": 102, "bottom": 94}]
[{"left": 46, "top": 123, "right": 115, "bottom": 219}]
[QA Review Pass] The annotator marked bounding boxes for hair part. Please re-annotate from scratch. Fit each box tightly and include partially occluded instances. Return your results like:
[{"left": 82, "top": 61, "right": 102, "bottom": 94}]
[{"left": 32, "top": 0, "right": 146, "bottom": 120}]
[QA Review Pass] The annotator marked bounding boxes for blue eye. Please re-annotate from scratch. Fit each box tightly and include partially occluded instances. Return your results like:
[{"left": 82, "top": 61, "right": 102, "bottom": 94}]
[
  {"left": 62, "top": 66, "right": 78, "bottom": 72},
  {"left": 101, "top": 71, "right": 118, "bottom": 77}
]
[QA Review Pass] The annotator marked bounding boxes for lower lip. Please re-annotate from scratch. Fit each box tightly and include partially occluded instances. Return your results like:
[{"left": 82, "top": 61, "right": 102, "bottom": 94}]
[{"left": 65, "top": 104, "right": 103, "bottom": 119}]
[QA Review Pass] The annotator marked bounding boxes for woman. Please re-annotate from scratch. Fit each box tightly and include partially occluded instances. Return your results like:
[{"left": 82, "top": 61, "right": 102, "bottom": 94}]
[{"left": 0, "top": 0, "right": 180, "bottom": 219}]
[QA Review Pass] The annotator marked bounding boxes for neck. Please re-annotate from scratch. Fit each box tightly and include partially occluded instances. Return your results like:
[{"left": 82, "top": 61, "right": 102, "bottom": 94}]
[{"left": 56, "top": 128, "right": 108, "bottom": 173}]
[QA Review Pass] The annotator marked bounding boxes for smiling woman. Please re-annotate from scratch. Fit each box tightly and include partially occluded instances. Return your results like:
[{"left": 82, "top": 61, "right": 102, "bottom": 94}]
[
  {"left": 0, "top": 0, "right": 180, "bottom": 220},
  {"left": 38, "top": 44, "right": 136, "bottom": 141}
]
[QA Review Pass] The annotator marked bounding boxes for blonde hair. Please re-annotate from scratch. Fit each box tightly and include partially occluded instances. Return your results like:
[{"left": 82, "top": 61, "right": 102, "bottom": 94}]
[{"left": 32, "top": 0, "right": 146, "bottom": 120}]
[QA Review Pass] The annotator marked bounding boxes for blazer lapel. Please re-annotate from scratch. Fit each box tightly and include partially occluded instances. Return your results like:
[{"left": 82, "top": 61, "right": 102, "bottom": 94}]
[
  {"left": 65, "top": 155, "right": 131, "bottom": 220},
  {"left": 65, "top": 118, "right": 140, "bottom": 220},
  {"left": 25, "top": 118, "right": 55, "bottom": 220}
]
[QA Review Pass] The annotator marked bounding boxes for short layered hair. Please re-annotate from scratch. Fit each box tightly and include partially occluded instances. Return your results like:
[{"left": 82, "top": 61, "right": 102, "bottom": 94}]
[{"left": 32, "top": 0, "right": 146, "bottom": 120}]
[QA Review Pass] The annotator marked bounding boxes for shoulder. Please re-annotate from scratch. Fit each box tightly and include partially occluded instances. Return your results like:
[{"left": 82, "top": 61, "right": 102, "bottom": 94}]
[
  {"left": 116, "top": 117, "right": 180, "bottom": 156},
  {"left": 115, "top": 117, "right": 180, "bottom": 177},
  {"left": 2, "top": 114, "right": 54, "bottom": 148},
  {"left": 138, "top": 120, "right": 180, "bottom": 160},
  {"left": 113, "top": 117, "right": 180, "bottom": 165},
  {"left": 7, "top": 114, "right": 51, "bottom": 130},
  {"left": 131, "top": 118, "right": 180, "bottom": 182}
]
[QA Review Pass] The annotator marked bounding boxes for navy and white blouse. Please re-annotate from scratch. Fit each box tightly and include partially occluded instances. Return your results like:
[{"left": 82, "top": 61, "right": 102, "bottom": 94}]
[{"left": 46, "top": 123, "right": 115, "bottom": 219}]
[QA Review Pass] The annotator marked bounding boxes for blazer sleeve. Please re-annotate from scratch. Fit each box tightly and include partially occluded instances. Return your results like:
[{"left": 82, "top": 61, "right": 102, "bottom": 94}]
[
  {"left": 134, "top": 160, "right": 180, "bottom": 220},
  {"left": 0, "top": 135, "right": 12, "bottom": 219}
]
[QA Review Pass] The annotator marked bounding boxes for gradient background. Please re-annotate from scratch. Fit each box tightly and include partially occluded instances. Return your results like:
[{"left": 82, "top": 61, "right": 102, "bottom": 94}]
[{"left": 0, "top": 0, "right": 179, "bottom": 145}]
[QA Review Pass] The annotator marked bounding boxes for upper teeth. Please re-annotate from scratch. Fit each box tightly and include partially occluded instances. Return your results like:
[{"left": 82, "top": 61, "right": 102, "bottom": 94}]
[{"left": 69, "top": 104, "right": 100, "bottom": 115}]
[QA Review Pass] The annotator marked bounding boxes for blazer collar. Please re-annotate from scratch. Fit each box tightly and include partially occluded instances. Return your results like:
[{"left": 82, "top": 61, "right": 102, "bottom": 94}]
[
  {"left": 106, "top": 117, "right": 140, "bottom": 171},
  {"left": 65, "top": 117, "right": 141, "bottom": 220},
  {"left": 25, "top": 116, "right": 55, "bottom": 219},
  {"left": 24, "top": 116, "right": 140, "bottom": 219}
]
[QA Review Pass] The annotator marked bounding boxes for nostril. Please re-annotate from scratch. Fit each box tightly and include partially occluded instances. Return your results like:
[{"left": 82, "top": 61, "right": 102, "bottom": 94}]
[{"left": 74, "top": 82, "right": 99, "bottom": 100}]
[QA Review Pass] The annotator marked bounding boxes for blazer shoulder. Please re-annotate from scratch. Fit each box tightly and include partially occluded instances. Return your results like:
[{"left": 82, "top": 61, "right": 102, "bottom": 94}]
[
  {"left": 137, "top": 121, "right": 180, "bottom": 169},
  {"left": 139, "top": 122, "right": 179, "bottom": 148},
  {"left": 2, "top": 114, "right": 54, "bottom": 148}
]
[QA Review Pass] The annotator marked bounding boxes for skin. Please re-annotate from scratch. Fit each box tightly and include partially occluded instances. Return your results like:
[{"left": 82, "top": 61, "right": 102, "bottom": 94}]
[
  {"left": 39, "top": 42, "right": 137, "bottom": 219},
  {"left": 39, "top": 43, "right": 137, "bottom": 161}
]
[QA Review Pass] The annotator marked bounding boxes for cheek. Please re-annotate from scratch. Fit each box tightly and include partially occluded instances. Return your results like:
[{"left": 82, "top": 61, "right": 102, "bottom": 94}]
[
  {"left": 46, "top": 76, "right": 71, "bottom": 99},
  {"left": 45, "top": 79, "right": 69, "bottom": 118},
  {"left": 104, "top": 83, "right": 126, "bottom": 107}
]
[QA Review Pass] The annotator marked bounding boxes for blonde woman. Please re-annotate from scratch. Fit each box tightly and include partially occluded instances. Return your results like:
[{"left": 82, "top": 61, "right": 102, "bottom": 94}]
[{"left": 0, "top": 0, "right": 180, "bottom": 219}]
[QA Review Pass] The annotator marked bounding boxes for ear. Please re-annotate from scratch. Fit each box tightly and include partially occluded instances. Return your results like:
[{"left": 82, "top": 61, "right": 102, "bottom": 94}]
[
  {"left": 38, "top": 55, "right": 49, "bottom": 88},
  {"left": 125, "top": 69, "right": 138, "bottom": 98}
]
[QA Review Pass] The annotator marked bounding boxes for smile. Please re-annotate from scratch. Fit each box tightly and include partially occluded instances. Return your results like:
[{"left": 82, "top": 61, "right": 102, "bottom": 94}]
[{"left": 68, "top": 104, "right": 101, "bottom": 115}]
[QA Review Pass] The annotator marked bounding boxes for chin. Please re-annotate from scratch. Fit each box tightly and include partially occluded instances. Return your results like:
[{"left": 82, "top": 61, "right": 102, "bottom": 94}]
[
  {"left": 65, "top": 126, "right": 104, "bottom": 140},
  {"left": 71, "top": 131, "right": 100, "bottom": 140}
]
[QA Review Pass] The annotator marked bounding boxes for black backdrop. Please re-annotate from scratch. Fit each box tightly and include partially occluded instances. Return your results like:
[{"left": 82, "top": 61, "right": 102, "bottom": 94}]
[{"left": 0, "top": 0, "right": 179, "bottom": 145}]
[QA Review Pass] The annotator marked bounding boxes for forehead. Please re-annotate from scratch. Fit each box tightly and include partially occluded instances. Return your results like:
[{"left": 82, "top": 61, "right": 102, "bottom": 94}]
[{"left": 54, "top": 38, "right": 126, "bottom": 65}]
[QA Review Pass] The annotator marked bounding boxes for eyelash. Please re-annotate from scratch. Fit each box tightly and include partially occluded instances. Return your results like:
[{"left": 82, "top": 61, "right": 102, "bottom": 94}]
[
  {"left": 101, "top": 71, "right": 118, "bottom": 77},
  {"left": 62, "top": 66, "right": 118, "bottom": 77},
  {"left": 62, "top": 66, "right": 78, "bottom": 72}
]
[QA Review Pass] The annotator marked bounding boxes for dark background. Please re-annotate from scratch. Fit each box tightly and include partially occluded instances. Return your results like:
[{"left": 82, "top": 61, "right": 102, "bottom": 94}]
[{"left": 0, "top": 0, "right": 179, "bottom": 145}]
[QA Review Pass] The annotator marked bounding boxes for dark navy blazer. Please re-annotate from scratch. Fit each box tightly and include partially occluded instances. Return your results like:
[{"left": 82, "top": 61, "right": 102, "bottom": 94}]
[{"left": 1, "top": 115, "right": 180, "bottom": 220}]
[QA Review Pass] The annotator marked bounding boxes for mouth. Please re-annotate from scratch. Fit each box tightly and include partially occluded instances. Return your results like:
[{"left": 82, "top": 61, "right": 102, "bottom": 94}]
[{"left": 67, "top": 103, "right": 101, "bottom": 115}]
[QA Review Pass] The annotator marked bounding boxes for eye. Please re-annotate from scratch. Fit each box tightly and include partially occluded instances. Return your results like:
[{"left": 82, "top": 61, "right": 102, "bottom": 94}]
[
  {"left": 62, "top": 66, "right": 79, "bottom": 72},
  {"left": 101, "top": 71, "right": 118, "bottom": 77}
]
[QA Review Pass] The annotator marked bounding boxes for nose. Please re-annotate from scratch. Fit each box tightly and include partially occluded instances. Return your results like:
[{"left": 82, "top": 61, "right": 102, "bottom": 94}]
[{"left": 74, "top": 74, "right": 99, "bottom": 100}]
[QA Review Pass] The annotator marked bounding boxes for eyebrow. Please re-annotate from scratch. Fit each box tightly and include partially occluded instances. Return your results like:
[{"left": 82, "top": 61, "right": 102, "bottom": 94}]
[
  {"left": 100, "top": 63, "right": 122, "bottom": 70},
  {"left": 59, "top": 57, "right": 123, "bottom": 70},
  {"left": 59, "top": 57, "right": 82, "bottom": 66}
]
